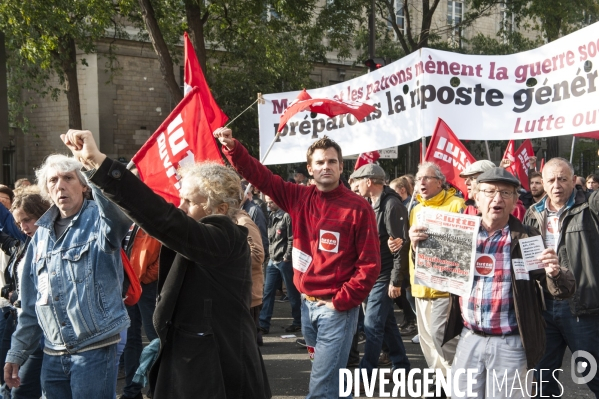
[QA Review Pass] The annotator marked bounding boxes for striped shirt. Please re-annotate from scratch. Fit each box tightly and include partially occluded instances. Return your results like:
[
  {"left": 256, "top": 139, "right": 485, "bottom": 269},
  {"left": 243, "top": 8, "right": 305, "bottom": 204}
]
[{"left": 460, "top": 225, "right": 519, "bottom": 335}]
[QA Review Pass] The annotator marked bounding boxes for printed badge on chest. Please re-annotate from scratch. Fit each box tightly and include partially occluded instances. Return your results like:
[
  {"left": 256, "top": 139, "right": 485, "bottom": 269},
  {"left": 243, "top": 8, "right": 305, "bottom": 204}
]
[{"left": 319, "top": 230, "right": 340, "bottom": 253}]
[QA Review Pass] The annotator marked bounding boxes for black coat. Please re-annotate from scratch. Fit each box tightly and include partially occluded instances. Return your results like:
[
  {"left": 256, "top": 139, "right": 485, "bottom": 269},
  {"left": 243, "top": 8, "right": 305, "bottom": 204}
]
[
  {"left": 90, "top": 158, "right": 271, "bottom": 399},
  {"left": 524, "top": 188, "right": 599, "bottom": 316}
]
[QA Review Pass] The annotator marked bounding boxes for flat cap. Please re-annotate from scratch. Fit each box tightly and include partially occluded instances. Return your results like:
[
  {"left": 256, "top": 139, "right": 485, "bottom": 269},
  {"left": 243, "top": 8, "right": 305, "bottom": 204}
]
[
  {"left": 350, "top": 163, "right": 385, "bottom": 180},
  {"left": 459, "top": 160, "right": 496, "bottom": 178},
  {"left": 477, "top": 167, "right": 521, "bottom": 187}
]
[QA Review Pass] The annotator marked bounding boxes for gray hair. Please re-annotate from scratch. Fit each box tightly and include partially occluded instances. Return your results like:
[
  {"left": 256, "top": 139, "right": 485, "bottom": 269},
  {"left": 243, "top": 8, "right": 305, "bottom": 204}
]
[
  {"left": 178, "top": 162, "right": 242, "bottom": 218},
  {"left": 543, "top": 157, "right": 575, "bottom": 177},
  {"left": 35, "top": 154, "right": 90, "bottom": 202},
  {"left": 416, "top": 162, "right": 446, "bottom": 185}
]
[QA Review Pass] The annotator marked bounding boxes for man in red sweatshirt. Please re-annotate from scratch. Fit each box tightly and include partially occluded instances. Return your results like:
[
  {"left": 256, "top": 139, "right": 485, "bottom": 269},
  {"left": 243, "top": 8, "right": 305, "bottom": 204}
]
[{"left": 214, "top": 128, "right": 380, "bottom": 399}]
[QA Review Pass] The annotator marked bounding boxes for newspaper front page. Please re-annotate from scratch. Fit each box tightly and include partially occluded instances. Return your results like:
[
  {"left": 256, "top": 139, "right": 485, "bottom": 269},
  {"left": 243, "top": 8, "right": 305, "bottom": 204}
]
[{"left": 414, "top": 209, "right": 480, "bottom": 296}]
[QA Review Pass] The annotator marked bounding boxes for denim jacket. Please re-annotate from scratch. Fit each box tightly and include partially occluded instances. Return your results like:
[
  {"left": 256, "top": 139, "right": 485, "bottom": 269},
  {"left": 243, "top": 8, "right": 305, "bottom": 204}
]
[{"left": 6, "top": 183, "right": 131, "bottom": 365}]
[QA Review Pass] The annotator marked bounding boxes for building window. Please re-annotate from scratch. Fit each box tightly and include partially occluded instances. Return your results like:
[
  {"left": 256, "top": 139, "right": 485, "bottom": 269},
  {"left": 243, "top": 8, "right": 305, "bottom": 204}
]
[
  {"left": 499, "top": 2, "right": 514, "bottom": 37},
  {"left": 447, "top": 0, "right": 463, "bottom": 47},
  {"left": 388, "top": 0, "right": 405, "bottom": 36},
  {"left": 447, "top": 0, "right": 463, "bottom": 28}
]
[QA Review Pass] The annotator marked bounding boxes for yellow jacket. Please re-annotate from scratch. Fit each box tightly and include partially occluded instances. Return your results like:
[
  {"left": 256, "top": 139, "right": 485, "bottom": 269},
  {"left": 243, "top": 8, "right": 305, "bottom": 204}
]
[{"left": 409, "top": 188, "right": 466, "bottom": 299}]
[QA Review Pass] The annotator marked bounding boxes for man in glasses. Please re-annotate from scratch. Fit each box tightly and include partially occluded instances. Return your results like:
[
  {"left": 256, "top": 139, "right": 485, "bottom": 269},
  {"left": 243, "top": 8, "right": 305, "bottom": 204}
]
[
  {"left": 459, "top": 160, "right": 495, "bottom": 215},
  {"left": 407, "top": 162, "right": 465, "bottom": 398},
  {"left": 438, "top": 167, "right": 574, "bottom": 398}
]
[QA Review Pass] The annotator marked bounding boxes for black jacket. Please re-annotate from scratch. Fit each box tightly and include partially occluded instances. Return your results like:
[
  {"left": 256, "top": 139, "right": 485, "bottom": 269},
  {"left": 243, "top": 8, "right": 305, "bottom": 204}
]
[
  {"left": 267, "top": 209, "right": 292, "bottom": 262},
  {"left": 90, "top": 158, "right": 271, "bottom": 399},
  {"left": 524, "top": 188, "right": 599, "bottom": 316},
  {"left": 443, "top": 216, "right": 575, "bottom": 369},
  {"left": 373, "top": 186, "right": 409, "bottom": 286}
]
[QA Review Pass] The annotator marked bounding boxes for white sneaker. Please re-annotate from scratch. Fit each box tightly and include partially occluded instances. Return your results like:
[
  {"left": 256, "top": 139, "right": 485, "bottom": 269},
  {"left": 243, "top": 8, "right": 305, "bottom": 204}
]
[{"left": 411, "top": 334, "right": 420, "bottom": 344}]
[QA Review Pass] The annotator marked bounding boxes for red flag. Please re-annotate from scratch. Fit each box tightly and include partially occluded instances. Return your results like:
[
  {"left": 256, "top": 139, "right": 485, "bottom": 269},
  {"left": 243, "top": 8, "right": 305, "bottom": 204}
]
[
  {"left": 502, "top": 140, "right": 518, "bottom": 177},
  {"left": 131, "top": 87, "right": 224, "bottom": 206},
  {"left": 540, "top": 158, "right": 545, "bottom": 172},
  {"left": 278, "top": 89, "right": 377, "bottom": 132},
  {"left": 354, "top": 151, "right": 380, "bottom": 170},
  {"left": 183, "top": 32, "right": 228, "bottom": 132},
  {"left": 424, "top": 118, "right": 476, "bottom": 199},
  {"left": 512, "top": 139, "right": 535, "bottom": 191}
]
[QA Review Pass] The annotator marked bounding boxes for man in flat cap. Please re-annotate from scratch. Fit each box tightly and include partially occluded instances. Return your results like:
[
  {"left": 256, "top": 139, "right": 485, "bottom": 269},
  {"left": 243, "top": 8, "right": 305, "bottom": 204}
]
[
  {"left": 351, "top": 163, "right": 411, "bottom": 376},
  {"left": 460, "top": 160, "right": 495, "bottom": 216},
  {"left": 425, "top": 167, "right": 574, "bottom": 398}
]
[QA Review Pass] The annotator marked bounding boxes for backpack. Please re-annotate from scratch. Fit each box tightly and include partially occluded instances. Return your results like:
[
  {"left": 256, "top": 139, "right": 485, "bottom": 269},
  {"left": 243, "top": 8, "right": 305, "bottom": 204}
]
[{"left": 121, "top": 248, "right": 142, "bottom": 306}]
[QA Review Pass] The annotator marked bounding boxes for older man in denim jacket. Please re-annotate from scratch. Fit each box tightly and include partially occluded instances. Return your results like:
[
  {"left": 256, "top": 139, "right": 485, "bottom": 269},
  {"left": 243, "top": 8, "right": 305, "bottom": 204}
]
[{"left": 4, "top": 154, "right": 131, "bottom": 399}]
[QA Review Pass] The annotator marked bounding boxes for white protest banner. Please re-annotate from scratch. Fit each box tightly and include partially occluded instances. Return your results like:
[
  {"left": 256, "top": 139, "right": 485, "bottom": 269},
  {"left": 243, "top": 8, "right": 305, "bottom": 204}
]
[
  {"left": 258, "top": 21, "right": 599, "bottom": 165},
  {"left": 414, "top": 209, "right": 480, "bottom": 297}
]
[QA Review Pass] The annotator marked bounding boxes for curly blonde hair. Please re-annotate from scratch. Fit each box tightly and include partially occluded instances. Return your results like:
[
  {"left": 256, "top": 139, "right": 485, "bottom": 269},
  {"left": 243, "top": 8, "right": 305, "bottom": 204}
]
[{"left": 178, "top": 162, "right": 242, "bottom": 218}]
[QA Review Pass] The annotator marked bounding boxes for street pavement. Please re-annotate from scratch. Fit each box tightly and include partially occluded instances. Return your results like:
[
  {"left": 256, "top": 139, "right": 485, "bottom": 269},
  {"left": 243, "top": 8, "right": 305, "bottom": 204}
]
[
  {"left": 116, "top": 298, "right": 594, "bottom": 398},
  {"left": 261, "top": 299, "right": 594, "bottom": 399}
]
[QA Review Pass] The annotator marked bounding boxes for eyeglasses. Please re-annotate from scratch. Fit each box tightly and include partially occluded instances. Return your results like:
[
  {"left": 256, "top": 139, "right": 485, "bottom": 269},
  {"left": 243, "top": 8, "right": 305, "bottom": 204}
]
[
  {"left": 415, "top": 175, "right": 439, "bottom": 182},
  {"left": 480, "top": 189, "right": 516, "bottom": 199}
]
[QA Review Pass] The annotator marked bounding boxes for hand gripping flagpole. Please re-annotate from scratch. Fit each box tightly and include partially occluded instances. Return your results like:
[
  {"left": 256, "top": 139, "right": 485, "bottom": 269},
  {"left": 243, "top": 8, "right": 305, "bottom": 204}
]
[{"left": 241, "top": 93, "right": 274, "bottom": 198}]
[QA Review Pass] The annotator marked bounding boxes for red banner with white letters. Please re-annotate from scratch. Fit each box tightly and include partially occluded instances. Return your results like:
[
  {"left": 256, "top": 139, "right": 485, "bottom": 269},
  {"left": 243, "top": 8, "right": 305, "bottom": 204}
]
[
  {"left": 354, "top": 151, "right": 381, "bottom": 170},
  {"left": 131, "top": 87, "right": 224, "bottom": 206},
  {"left": 513, "top": 139, "right": 535, "bottom": 191},
  {"left": 424, "top": 118, "right": 476, "bottom": 199}
]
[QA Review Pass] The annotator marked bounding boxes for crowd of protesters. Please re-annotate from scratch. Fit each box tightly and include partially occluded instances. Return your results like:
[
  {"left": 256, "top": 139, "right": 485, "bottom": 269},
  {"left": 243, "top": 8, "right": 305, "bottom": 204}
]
[{"left": 0, "top": 127, "right": 593, "bottom": 399}]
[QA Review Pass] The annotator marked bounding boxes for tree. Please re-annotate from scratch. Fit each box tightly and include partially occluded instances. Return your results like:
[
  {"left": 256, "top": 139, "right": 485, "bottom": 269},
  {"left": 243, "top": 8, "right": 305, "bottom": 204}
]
[
  {"left": 0, "top": 0, "right": 126, "bottom": 130},
  {"left": 122, "top": 0, "right": 365, "bottom": 156}
]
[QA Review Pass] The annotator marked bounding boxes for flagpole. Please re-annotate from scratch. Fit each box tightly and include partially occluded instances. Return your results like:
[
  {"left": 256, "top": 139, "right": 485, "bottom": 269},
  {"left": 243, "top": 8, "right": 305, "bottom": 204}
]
[
  {"left": 569, "top": 136, "right": 576, "bottom": 163},
  {"left": 421, "top": 137, "right": 426, "bottom": 162},
  {"left": 485, "top": 141, "right": 491, "bottom": 160}
]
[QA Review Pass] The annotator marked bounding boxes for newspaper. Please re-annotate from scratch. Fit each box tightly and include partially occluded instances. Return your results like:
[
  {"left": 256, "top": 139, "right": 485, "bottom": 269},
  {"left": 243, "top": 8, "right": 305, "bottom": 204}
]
[{"left": 414, "top": 209, "right": 480, "bottom": 297}]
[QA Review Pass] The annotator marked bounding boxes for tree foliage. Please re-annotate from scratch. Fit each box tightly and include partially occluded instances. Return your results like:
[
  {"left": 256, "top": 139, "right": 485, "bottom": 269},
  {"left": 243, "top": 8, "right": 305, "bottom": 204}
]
[{"left": 0, "top": 0, "right": 127, "bottom": 130}]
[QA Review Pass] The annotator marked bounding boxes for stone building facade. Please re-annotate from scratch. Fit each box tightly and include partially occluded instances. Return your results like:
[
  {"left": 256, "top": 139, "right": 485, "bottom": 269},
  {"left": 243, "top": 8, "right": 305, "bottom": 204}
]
[{"left": 8, "top": 1, "right": 574, "bottom": 184}]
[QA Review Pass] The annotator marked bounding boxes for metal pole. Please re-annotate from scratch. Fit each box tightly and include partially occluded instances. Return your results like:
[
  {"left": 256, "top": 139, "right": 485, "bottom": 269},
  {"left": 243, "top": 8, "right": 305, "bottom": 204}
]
[
  {"left": 421, "top": 137, "right": 426, "bottom": 162},
  {"left": 569, "top": 136, "right": 576, "bottom": 164},
  {"left": 485, "top": 141, "right": 491, "bottom": 160}
]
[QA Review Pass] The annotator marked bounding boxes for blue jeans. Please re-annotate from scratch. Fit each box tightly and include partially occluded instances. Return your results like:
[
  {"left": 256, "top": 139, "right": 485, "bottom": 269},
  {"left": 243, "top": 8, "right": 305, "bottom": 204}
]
[
  {"left": 11, "top": 339, "right": 44, "bottom": 399},
  {"left": 360, "top": 280, "right": 410, "bottom": 375},
  {"left": 123, "top": 281, "right": 158, "bottom": 398},
  {"left": 535, "top": 298, "right": 599, "bottom": 397},
  {"left": 41, "top": 343, "right": 117, "bottom": 399},
  {"left": 259, "top": 260, "right": 301, "bottom": 330},
  {"left": 302, "top": 298, "right": 359, "bottom": 399}
]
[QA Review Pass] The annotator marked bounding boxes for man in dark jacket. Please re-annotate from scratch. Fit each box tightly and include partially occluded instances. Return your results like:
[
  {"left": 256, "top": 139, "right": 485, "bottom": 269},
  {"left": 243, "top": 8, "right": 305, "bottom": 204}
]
[
  {"left": 61, "top": 129, "right": 271, "bottom": 399},
  {"left": 439, "top": 168, "right": 574, "bottom": 398},
  {"left": 351, "top": 163, "right": 410, "bottom": 376},
  {"left": 524, "top": 157, "right": 599, "bottom": 397},
  {"left": 258, "top": 196, "right": 300, "bottom": 334}
]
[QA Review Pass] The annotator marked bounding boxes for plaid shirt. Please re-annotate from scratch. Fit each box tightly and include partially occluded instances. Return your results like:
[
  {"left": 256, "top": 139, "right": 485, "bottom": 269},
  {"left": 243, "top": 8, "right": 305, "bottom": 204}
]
[{"left": 460, "top": 225, "right": 519, "bottom": 335}]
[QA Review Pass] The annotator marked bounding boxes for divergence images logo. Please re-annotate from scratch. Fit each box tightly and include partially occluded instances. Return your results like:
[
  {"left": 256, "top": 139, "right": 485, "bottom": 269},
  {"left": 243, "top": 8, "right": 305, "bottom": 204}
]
[{"left": 571, "top": 350, "right": 598, "bottom": 385}]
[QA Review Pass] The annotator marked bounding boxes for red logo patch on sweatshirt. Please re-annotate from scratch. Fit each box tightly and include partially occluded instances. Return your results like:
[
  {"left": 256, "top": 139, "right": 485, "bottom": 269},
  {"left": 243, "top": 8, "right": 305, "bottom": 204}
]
[{"left": 319, "top": 230, "right": 340, "bottom": 253}]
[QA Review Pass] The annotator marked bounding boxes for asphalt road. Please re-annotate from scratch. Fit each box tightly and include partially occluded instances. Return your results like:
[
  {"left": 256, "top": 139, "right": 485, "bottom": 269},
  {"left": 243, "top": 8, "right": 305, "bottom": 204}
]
[
  {"left": 116, "top": 299, "right": 594, "bottom": 398},
  {"left": 260, "top": 299, "right": 594, "bottom": 399}
]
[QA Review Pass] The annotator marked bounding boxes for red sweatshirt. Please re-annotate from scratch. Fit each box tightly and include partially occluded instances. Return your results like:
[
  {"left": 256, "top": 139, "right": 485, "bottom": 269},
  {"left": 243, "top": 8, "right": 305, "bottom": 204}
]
[{"left": 224, "top": 140, "right": 380, "bottom": 311}]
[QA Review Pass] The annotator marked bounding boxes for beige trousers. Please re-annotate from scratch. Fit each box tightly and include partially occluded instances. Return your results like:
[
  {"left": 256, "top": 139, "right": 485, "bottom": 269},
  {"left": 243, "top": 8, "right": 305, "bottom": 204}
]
[{"left": 415, "top": 296, "right": 459, "bottom": 377}]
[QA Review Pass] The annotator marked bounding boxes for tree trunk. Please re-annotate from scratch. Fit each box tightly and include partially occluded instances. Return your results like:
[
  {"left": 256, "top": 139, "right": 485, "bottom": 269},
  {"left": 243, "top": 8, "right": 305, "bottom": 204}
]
[
  {"left": 60, "top": 37, "right": 82, "bottom": 130},
  {"left": 184, "top": 0, "right": 208, "bottom": 74},
  {"left": 138, "top": 0, "right": 183, "bottom": 104}
]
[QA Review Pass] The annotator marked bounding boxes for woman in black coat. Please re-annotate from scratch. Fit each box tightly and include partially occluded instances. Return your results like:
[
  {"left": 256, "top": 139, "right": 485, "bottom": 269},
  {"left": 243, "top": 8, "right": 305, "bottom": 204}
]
[{"left": 62, "top": 130, "right": 271, "bottom": 399}]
